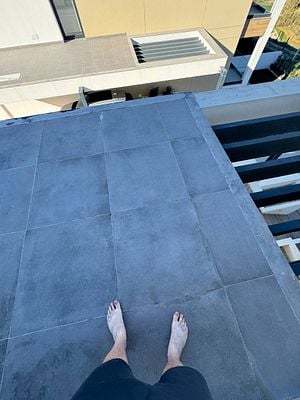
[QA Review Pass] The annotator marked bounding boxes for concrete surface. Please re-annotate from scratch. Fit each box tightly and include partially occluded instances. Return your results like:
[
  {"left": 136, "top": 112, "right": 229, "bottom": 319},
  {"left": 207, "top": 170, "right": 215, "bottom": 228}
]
[{"left": 0, "top": 93, "right": 299, "bottom": 400}]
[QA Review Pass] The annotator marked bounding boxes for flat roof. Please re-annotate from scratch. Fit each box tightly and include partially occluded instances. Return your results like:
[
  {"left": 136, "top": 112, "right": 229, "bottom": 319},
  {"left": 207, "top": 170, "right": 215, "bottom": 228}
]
[
  {"left": 0, "top": 29, "right": 227, "bottom": 103},
  {"left": 0, "top": 92, "right": 299, "bottom": 399},
  {"left": 0, "top": 34, "right": 136, "bottom": 88}
]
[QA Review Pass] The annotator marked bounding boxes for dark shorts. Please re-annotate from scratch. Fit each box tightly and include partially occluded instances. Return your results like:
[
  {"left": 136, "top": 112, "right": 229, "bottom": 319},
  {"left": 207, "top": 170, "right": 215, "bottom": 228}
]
[{"left": 71, "top": 358, "right": 213, "bottom": 400}]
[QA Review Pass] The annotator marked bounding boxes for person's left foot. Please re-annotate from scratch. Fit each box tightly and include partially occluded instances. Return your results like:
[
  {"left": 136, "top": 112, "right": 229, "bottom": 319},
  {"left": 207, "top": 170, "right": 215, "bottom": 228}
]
[
  {"left": 107, "top": 300, "right": 127, "bottom": 347},
  {"left": 167, "top": 311, "right": 188, "bottom": 362}
]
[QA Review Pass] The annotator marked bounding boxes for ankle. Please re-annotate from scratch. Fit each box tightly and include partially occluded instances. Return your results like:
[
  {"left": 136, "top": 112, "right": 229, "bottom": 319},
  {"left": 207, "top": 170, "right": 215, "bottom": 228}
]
[
  {"left": 167, "top": 356, "right": 182, "bottom": 365},
  {"left": 114, "top": 336, "right": 127, "bottom": 350}
]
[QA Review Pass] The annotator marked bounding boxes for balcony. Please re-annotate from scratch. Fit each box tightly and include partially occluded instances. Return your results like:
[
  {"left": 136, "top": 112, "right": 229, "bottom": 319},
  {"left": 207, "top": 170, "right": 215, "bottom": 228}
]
[
  {"left": 0, "top": 80, "right": 300, "bottom": 400},
  {"left": 241, "top": 2, "right": 272, "bottom": 38},
  {"left": 0, "top": 29, "right": 227, "bottom": 111}
]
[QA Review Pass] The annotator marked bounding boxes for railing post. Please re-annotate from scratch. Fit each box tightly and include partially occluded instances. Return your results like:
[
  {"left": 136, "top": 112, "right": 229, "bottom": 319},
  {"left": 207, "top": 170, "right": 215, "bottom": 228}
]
[{"left": 241, "top": 0, "right": 287, "bottom": 85}]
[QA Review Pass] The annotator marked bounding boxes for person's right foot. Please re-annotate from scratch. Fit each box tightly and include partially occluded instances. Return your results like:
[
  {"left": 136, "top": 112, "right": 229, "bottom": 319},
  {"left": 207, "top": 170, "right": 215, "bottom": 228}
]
[
  {"left": 167, "top": 311, "right": 188, "bottom": 362},
  {"left": 107, "top": 300, "right": 127, "bottom": 347}
]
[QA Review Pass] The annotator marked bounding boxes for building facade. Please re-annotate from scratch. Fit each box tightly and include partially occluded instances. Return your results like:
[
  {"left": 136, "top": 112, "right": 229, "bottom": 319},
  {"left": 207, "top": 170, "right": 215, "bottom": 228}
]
[{"left": 0, "top": 0, "right": 279, "bottom": 119}]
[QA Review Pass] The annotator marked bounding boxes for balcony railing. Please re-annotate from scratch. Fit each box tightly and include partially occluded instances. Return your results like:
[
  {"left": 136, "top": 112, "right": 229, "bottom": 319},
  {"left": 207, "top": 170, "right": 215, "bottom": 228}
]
[{"left": 213, "top": 112, "right": 300, "bottom": 277}]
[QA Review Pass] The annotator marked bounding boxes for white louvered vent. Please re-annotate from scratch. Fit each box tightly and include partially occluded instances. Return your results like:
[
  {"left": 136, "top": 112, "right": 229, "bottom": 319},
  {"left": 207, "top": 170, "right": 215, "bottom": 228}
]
[{"left": 131, "top": 31, "right": 212, "bottom": 63}]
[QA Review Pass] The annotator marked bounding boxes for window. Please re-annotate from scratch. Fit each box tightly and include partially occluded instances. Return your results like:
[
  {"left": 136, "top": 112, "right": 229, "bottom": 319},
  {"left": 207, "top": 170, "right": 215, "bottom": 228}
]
[{"left": 50, "top": 0, "right": 83, "bottom": 39}]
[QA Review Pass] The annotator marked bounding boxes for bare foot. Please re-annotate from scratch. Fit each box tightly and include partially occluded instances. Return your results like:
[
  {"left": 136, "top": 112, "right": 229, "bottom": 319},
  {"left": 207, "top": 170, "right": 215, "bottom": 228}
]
[
  {"left": 107, "top": 300, "right": 127, "bottom": 347},
  {"left": 167, "top": 311, "right": 188, "bottom": 362}
]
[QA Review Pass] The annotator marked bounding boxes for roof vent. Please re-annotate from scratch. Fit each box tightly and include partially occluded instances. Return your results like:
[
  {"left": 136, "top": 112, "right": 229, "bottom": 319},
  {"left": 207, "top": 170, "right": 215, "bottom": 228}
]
[{"left": 131, "top": 31, "right": 212, "bottom": 63}]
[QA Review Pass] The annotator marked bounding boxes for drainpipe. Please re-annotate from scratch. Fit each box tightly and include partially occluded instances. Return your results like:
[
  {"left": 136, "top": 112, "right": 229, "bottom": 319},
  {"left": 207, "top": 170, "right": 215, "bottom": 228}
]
[{"left": 241, "top": 0, "right": 287, "bottom": 85}]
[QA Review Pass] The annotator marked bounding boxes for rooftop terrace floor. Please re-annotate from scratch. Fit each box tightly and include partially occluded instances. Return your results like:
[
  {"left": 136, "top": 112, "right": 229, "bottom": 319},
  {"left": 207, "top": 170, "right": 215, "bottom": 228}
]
[
  {"left": 0, "top": 35, "right": 136, "bottom": 88},
  {"left": 0, "top": 93, "right": 299, "bottom": 400}
]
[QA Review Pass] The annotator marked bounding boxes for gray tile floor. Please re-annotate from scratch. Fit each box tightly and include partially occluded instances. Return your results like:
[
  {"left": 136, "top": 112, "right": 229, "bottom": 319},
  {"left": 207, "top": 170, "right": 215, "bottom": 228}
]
[
  {"left": 0, "top": 95, "right": 300, "bottom": 400},
  {"left": 0, "top": 36, "right": 136, "bottom": 88}
]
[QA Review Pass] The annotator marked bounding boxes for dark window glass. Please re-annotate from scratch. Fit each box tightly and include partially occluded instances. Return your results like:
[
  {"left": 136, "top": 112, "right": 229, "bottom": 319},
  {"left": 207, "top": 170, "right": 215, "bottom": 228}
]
[{"left": 51, "top": 0, "right": 83, "bottom": 39}]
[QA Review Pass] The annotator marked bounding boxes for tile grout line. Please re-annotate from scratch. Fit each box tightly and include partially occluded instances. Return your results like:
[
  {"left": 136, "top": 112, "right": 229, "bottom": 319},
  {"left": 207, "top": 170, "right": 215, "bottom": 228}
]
[
  {"left": 191, "top": 198, "right": 226, "bottom": 289},
  {"left": 222, "top": 172, "right": 300, "bottom": 325},
  {"left": 230, "top": 188, "right": 300, "bottom": 327},
  {"left": 224, "top": 273, "right": 275, "bottom": 288},
  {"left": 0, "top": 124, "right": 44, "bottom": 396},
  {"left": 186, "top": 94, "right": 300, "bottom": 325},
  {"left": 185, "top": 94, "right": 229, "bottom": 173},
  {"left": 223, "top": 288, "right": 274, "bottom": 398},
  {"left": 1, "top": 274, "right": 279, "bottom": 344},
  {"left": 4, "top": 287, "right": 227, "bottom": 342},
  {"left": 0, "top": 93, "right": 187, "bottom": 130},
  {"left": 8, "top": 315, "right": 107, "bottom": 341},
  {"left": 99, "top": 112, "right": 120, "bottom": 299},
  {"left": 176, "top": 97, "right": 226, "bottom": 289},
  {"left": 1, "top": 128, "right": 205, "bottom": 177},
  {"left": 23, "top": 212, "right": 111, "bottom": 232},
  {"left": 164, "top": 130, "right": 224, "bottom": 288},
  {"left": 0, "top": 163, "right": 37, "bottom": 174},
  {"left": 0, "top": 188, "right": 230, "bottom": 238},
  {"left": 154, "top": 102, "right": 173, "bottom": 143},
  {"left": 154, "top": 99, "right": 196, "bottom": 210}
]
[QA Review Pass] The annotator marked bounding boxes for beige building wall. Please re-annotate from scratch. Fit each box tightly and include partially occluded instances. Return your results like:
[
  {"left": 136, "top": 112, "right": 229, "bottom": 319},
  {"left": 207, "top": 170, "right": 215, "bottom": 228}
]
[{"left": 75, "top": 0, "right": 252, "bottom": 54}]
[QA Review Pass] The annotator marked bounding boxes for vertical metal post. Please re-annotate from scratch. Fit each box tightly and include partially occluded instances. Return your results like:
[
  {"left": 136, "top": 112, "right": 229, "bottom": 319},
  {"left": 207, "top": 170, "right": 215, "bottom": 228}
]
[
  {"left": 241, "top": 0, "right": 287, "bottom": 85},
  {"left": 216, "top": 66, "right": 228, "bottom": 89}
]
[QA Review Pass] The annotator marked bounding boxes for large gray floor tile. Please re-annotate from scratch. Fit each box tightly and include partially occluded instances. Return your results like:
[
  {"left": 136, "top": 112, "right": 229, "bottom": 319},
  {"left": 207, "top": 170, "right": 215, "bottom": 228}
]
[
  {"left": 227, "top": 276, "right": 300, "bottom": 400},
  {"left": 157, "top": 99, "right": 201, "bottom": 140},
  {"left": 39, "top": 113, "right": 103, "bottom": 162},
  {"left": 0, "top": 232, "right": 23, "bottom": 339},
  {"left": 172, "top": 138, "right": 228, "bottom": 196},
  {"left": 0, "top": 122, "right": 42, "bottom": 171},
  {"left": 193, "top": 190, "right": 272, "bottom": 285},
  {"left": 124, "top": 290, "right": 269, "bottom": 399},
  {"left": 101, "top": 104, "right": 167, "bottom": 152},
  {"left": 0, "top": 167, "right": 35, "bottom": 234},
  {"left": 106, "top": 143, "right": 188, "bottom": 212},
  {"left": 11, "top": 216, "right": 117, "bottom": 335},
  {"left": 28, "top": 155, "right": 109, "bottom": 228},
  {"left": 113, "top": 200, "right": 221, "bottom": 308},
  {"left": 1, "top": 318, "right": 111, "bottom": 400}
]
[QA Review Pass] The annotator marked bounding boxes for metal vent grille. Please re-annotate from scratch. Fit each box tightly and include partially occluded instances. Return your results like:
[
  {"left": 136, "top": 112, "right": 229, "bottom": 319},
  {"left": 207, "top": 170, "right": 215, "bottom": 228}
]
[{"left": 132, "top": 37, "right": 210, "bottom": 63}]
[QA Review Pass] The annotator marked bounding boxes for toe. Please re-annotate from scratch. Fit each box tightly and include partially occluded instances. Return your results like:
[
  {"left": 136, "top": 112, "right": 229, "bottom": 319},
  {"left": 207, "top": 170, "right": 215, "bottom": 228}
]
[
  {"left": 179, "top": 314, "right": 184, "bottom": 322},
  {"left": 173, "top": 311, "right": 180, "bottom": 322},
  {"left": 113, "top": 300, "right": 119, "bottom": 309},
  {"left": 108, "top": 303, "right": 114, "bottom": 314}
]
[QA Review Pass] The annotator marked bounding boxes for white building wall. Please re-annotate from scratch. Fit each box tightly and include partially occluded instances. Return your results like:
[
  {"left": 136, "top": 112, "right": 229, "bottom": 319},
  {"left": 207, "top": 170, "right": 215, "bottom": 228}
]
[{"left": 0, "top": 0, "right": 63, "bottom": 49}]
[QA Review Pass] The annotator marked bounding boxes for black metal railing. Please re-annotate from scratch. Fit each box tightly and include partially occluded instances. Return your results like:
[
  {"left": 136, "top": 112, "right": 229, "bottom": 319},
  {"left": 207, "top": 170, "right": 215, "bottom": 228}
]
[{"left": 213, "top": 112, "right": 300, "bottom": 277}]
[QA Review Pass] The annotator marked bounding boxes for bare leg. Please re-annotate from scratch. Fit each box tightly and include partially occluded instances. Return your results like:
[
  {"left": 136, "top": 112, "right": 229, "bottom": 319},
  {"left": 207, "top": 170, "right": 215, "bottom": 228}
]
[
  {"left": 103, "top": 300, "right": 128, "bottom": 364},
  {"left": 162, "top": 311, "right": 188, "bottom": 374}
]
